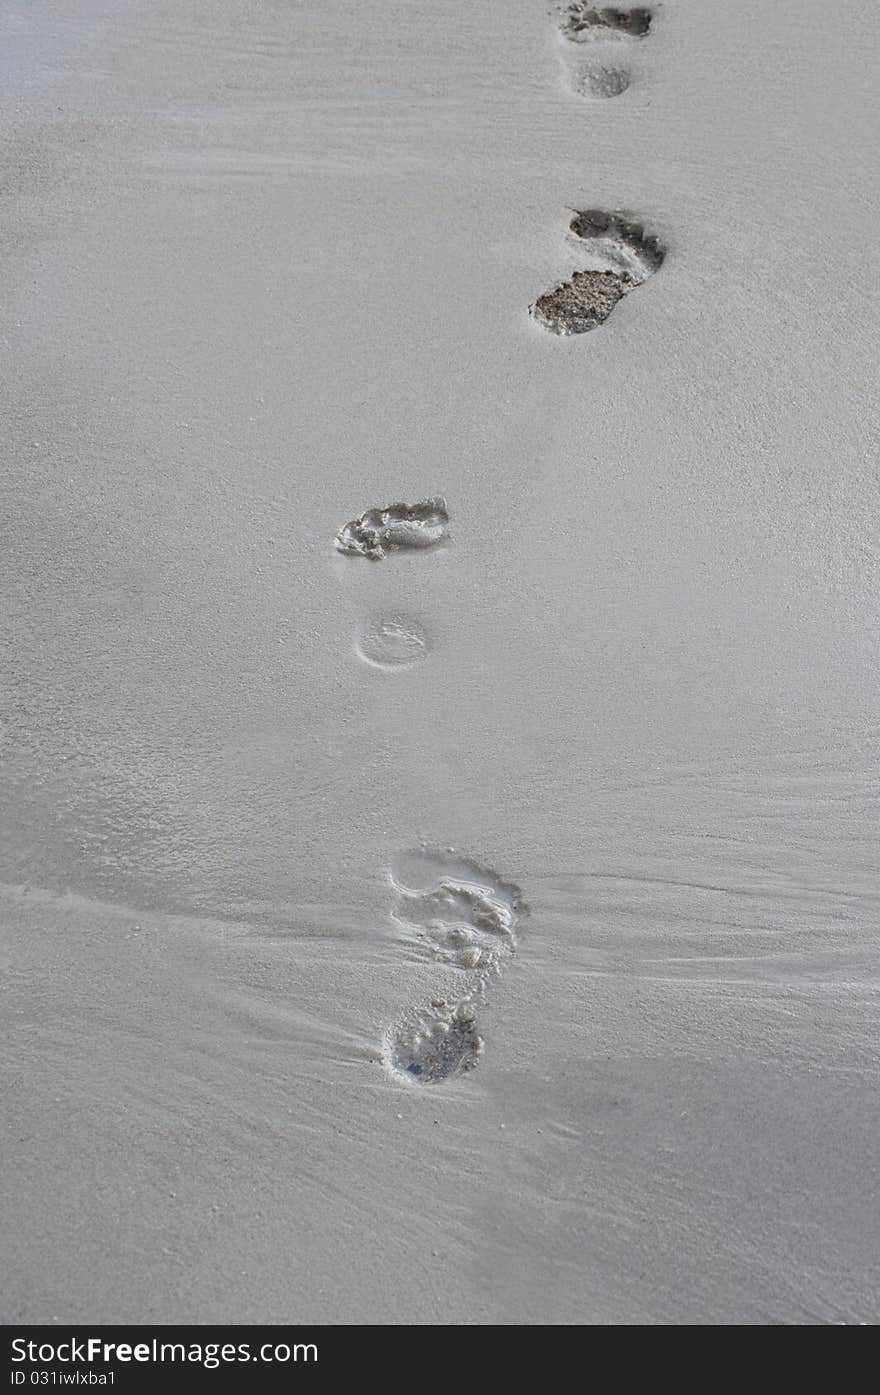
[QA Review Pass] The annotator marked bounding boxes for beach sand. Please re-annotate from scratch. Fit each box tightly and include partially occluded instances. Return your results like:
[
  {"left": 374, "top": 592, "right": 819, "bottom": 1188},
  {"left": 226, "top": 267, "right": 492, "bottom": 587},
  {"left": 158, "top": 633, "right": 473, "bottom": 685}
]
[{"left": 2, "top": 0, "right": 878, "bottom": 1322}]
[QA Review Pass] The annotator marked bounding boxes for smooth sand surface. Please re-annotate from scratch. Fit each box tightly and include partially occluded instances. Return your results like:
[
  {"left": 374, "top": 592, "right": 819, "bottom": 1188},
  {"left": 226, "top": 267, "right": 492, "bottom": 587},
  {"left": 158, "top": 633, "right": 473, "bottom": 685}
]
[{"left": 2, "top": 0, "right": 879, "bottom": 1322}]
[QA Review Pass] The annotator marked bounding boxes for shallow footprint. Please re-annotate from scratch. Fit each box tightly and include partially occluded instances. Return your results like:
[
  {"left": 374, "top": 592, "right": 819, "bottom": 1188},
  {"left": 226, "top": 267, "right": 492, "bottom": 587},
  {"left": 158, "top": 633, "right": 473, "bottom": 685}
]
[
  {"left": 335, "top": 498, "right": 449, "bottom": 560},
  {"left": 383, "top": 850, "right": 525, "bottom": 1086},
  {"left": 356, "top": 613, "right": 429, "bottom": 670},
  {"left": 531, "top": 208, "right": 664, "bottom": 335}
]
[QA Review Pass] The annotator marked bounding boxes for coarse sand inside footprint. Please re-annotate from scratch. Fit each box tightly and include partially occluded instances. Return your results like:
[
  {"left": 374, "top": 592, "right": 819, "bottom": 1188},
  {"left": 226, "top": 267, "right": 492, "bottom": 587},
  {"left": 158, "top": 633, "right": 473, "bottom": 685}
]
[
  {"left": 531, "top": 208, "right": 664, "bottom": 335},
  {"left": 382, "top": 849, "right": 526, "bottom": 1085}
]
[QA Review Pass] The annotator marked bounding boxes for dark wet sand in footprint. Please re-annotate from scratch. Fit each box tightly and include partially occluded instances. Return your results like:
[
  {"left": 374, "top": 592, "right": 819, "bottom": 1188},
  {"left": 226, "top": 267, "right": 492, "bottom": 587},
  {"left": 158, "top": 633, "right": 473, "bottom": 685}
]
[
  {"left": 561, "top": 4, "right": 652, "bottom": 43},
  {"left": 383, "top": 850, "right": 525, "bottom": 1085},
  {"left": 532, "top": 209, "right": 664, "bottom": 335},
  {"left": 386, "top": 1000, "right": 483, "bottom": 1084}
]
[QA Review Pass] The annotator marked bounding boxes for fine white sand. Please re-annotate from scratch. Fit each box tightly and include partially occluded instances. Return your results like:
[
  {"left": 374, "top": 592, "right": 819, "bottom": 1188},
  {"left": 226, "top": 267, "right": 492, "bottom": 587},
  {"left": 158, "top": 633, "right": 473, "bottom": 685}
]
[{"left": 2, "top": 0, "right": 879, "bottom": 1323}]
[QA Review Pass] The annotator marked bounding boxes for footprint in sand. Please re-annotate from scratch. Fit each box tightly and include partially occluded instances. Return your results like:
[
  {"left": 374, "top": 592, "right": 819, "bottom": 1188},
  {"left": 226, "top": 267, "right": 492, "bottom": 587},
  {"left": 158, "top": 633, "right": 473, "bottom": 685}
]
[
  {"left": 335, "top": 497, "right": 449, "bottom": 560},
  {"left": 556, "top": 4, "right": 653, "bottom": 100},
  {"left": 356, "top": 613, "right": 430, "bottom": 671},
  {"left": 531, "top": 208, "right": 664, "bottom": 335},
  {"left": 382, "top": 850, "right": 525, "bottom": 1085}
]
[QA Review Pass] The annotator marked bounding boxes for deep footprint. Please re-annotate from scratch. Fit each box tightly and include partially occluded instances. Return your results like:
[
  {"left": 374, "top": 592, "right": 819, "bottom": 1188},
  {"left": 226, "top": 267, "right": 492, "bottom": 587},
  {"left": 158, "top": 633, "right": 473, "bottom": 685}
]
[
  {"left": 335, "top": 498, "right": 449, "bottom": 560},
  {"left": 383, "top": 850, "right": 525, "bottom": 1086},
  {"left": 560, "top": 4, "right": 652, "bottom": 43},
  {"left": 385, "top": 999, "right": 483, "bottom": 1084},
  {"left": 558, "top": 6, "right": 651, "bottom": 98},
  {"left": 531, "top": 209, "right": 664, "bottom": 335}
]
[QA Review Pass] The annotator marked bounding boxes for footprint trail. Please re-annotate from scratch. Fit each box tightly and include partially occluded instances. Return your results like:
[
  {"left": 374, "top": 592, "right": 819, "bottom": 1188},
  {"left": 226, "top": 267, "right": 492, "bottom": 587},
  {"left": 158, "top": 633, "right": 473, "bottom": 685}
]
[{"left": 383, "top": 850, "right": 526, "bottom": 1085}]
